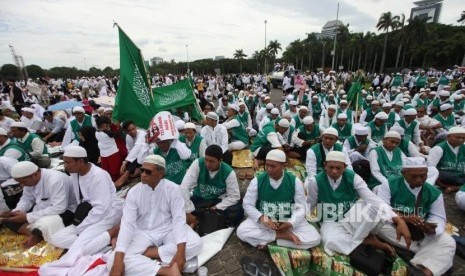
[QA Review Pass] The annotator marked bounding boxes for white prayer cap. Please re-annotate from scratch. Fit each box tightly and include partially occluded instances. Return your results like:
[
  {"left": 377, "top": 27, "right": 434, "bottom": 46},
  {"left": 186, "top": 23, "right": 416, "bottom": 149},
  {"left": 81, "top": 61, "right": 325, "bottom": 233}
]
[
  {"left": 382, "top": 103, "right": 392, "bottom": 108},
  {"left": 440, "top": 103, "right": 453, "bottom": 111},
  {"left": 238, "top": 101, "right": 246, "bottom": 106},
  {"left": 266, "top": 149, "right": 286, "bottom": 163},
  {"left": 278, "top": 118, "right": 290, "bottom": 128},
  {"left": 448, "top": 127, "right": 465, "bottom": 135},
  {"left": 375, "top": 112, "right": 389, "bottom": 120},
  {"left": 312, "top": 95, "right": 319, "bottom": 99},
  {"left": 403, "top": 157, "right": 427, "bottom": 169},
  {"left": 206, "top": 112, "right": 218, "bottom": 120},
  {"left": 63, "top": 145, "right": 87, "bottom": 158},
  {"left": 327, "top": 104, "right": 337, "bottom": 110},
  {"left": 175, "top": 120, "right": 185, "bottom": 130},
  {"left": 21, "top": 107, "right": 34, "bottom": 113},
  {"left": 439, "top": 90, "right": 450, "bottom": 97},
  {"left": 287, "top": 95, "right": 294, "bottom": 101},
  {"left": 339, "top": 100, "right": 348, "bottom": 105},
  {"left": 266, "top": 103, "right": 274, "bottom": 110},
  {"left": 290, "top": 101, "right": 298, "bottom": 106},
  {"left": 380, "top": 99, "right": 386, "bottom": 105},
  {"left": 73, "top": 106, "right": 85, "bottom": 113},
  {"left": 323, "top": 127, "right": 339, "bottom": 137},
  {"left": 144, "top": 154, "right": 166, "bottom": 168},
  {"left": 0, "top": 127, "right": 7, "bottom": 136},
  {"left": 271, "top": 108, "right": 280, "bottom": 115},
  {"left": 103, "top": 107, "right": 113, "bottom": 113},
  {"left": 354, "top": 125, "right": 369, "bottom": 136},
  {"left": 390, "top": 125, "right": 405, "bottom": 136},
  {"left": 303, "top": 116, "right": 314, "bottom": 125},
  {"left": 419, "top": 88, "right": 426, "bottom": 92},
  {"left": 395, "top": 101, "right": 404, "bottom": 107},
  {"left": 229, "top": 104, "right": 240, "bottom": 112},
  {"left": 228, "top": 92, "right": 233, "bottom": 95},
  {"left": 362, "top": 90, "right": 367, "bottom": 95},
  {"left": 402, "top": 98, "right": 410, "bottom": 103},
  {"left": 383, "top": 88, "right": 388, "bottom": 92},
  {"left": 98, "top": 107, "right": 105, "bottom": 111},
  {"left": 404, "top": 108, "right": 417, "bottom": 116},
  {"left": 329, "top": 94, "right": 335, "bottom": 97},
  {"left": 366, "top": 95, "right": 373, "bottom": 100},
  {"left": 337, "top": 113, "right": 347, "bottom": 119},
  {"left": 263, "top": 89, "right": 267, "bottom": 93},
  {"left": 325, "top": 151, "right": 346, "bottom": 164},
  {"left": 429, "top": 91, "right": 437, "bottom": 95},
  {"left": 259, "top": 93, "right": 264, "bottom": 97},
  {"left": 184, "top": 122, "right": 196, "bottom": 130},
  {"left": 299, "top": 106, "right": 309, "bottom": 111},
  {"left": 11, "top": 161, "right": 39, "bottom": 178},
  {"left": 10, "top": 122, "right": 27, "bottom": 129},
  {"left": 454, "top": 94, "right": 463, "bottom": 100},
  {"left": 384, "top": 131, "right": 401, "bottom": 140},
  {"left": 371, "top": 100, "right": 380, "bottom": 105},
  {"left": 264, "top": 96, "right": 271, "bottom": 101},
  {"left": 339, "top": 90, "right": 345, "bottom": 94}
]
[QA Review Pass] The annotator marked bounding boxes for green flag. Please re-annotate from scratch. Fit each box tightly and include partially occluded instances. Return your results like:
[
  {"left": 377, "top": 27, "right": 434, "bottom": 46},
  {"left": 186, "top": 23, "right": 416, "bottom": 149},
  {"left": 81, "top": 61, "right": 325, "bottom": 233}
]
[
  {"left": 152, "top": 78, "right": 203, "bottom": 121},
  {"left": 113, "top": 25, "right": 156, "bottom": 129}
]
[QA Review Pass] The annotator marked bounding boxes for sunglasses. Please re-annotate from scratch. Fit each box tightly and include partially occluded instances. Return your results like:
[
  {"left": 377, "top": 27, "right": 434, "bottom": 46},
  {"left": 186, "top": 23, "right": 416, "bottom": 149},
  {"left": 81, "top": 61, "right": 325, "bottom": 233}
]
[{"left": 140, "top": 168, "right": 153, "bottom": 175}]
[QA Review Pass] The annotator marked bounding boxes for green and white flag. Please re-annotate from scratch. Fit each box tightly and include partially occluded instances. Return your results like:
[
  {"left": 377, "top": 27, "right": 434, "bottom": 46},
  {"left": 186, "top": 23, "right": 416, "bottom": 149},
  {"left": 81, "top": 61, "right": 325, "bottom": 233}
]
[
  {"left": 113, "top": 24, "right": 156, "bottom": 129},
  {"left": 152, "top": 78, "right": 203, "bottom": 121}
]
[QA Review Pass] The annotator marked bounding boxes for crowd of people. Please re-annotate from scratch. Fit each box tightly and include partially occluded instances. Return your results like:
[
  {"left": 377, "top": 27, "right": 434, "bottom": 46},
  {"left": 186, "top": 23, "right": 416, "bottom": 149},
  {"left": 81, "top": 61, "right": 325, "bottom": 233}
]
[{"left": 0, "top": 66, "right": 464, "bottom": 275}]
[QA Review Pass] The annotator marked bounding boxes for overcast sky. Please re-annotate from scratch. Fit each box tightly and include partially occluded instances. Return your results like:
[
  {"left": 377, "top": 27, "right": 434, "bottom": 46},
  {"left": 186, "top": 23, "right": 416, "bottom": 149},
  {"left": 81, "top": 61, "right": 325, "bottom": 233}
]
[{"left": 1, "top": 0, "right": 462, "bottom": 69}]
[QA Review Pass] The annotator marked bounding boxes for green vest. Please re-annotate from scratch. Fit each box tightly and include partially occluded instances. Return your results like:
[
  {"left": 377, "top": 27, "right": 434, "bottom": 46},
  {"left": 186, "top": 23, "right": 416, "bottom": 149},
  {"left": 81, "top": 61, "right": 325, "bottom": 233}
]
[
  {"left": 386, "top": 112, "right": 396, "bottom": 128},
  {"left": 398, "top": 119, "right": 418, "bottom": 143},
  {"left": 332, "top": 123, "right": 352, "bottom": 142},
  {"left": 193, "top": 158, "right": 233, "bottom": 200},
  {"left": 416, "top": 98, "right": 429, "bottom": 108},
  {"left": 362, "top": 101, "right": 371, "bottom": 110},
  {"left": 367, "top": 121, "right": 386, "bottom": 143},
  {"left": 454, "top": 101, "right": 465, "bottom": 113},
  {"left": 416, "top": 76, "right": 427, "bottom": 88},
  {"left": 179, "top": 135, "right": 203, "bottom": 167},
  {"left": 438, "top": 74, "right": 450, "bottom": 85},
  {"left": 16, "top": 133, "right": 48, "bottom": 155},
  {"left": 153, "top": 147, "right": 186, "bottom": 184},
  {"left": 365, "top": 108, "right": 378, "bottom": 123},
  {"left": 316, "top": 170, "right": 358, "bottom": 221},
  {"left": 285, "top": 125, "right": 295, "bottom": 144},
  {"left": 250, "top": 123, "right": 275, "bottom": 152},
  {"left": 431, "top": 98, "right": 441, "bottom": 109},
  {"left": 297, "top": 125, "right": 321, "bottom": 142},
  {"left": 389, "top": 176, "right": 441, "bottom": 219},
  {"left": 392, "top": 76, "right": 402, "bottom": 87},
  {"left": 337, "top": 109, "right": 353, "bottom": 123},
  {"left": 0, "top": 140, "right": 27, "bottom": 161},
  {"left": 398, "top": 138, "right": 411, "bottom": 157},
  {"left": 70, "top": 115, "right": 93, "bottom": 143},
  {"left": 367, "top": 146, "right": 403, "bottom": 190},
  {"left": 311, "top": 103, "right": 322, "bottom": 118},
  {"left": 293, "top": 115, "right": 304, "bottom": 129},
  {"left": 255, "top": 171, "right": 296, "bottom": 222},
  {"left": 230, "top": 116, "right": 249, "bottom": 145},
  {"left": 237, "top": 112, "right": 249, "bottom": 128},
  {"left": 433, "top": 114, "right": 455, "bottom": 131},
  {"left": 347, "top": 136, "right": 369, "bottom": 150},
  {"left": 311, "top": 143, "right": 343, "bottom": 175},
  {"left": 436, "top": 141, "right": 465, "bottom": 178}
]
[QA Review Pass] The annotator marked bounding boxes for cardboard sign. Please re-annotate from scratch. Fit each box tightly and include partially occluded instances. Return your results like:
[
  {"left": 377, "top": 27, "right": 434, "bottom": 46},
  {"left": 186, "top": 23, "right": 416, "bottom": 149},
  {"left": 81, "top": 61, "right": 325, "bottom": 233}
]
[{"left": 147, "top": 111, "right": 179, "bottom": 143}]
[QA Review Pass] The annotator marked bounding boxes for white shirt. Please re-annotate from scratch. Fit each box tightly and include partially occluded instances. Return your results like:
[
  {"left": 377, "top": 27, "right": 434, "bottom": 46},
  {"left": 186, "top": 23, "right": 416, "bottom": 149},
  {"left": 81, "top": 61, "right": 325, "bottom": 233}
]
[
  {"left": 0, "top": 156, "right": 17, "bottom": 182},
  {"left": 393, "top": 120, "right": 421, "bottom": 145},
  {"left": 0, "top": 116, "right": 15, "bottom": 132},
  {"left": 14, "top": 169, "right": 77, "bottom": 224},
  {"left": 114, "top": 179, "right": 187, "bottom": 253},
  {"left": 319, "top": 111, "right": 337, "bottom": 129},
  {"left": 70, "top": 164, "right": 122, "bottom": 234},
  {"left": 21, "top": 115, "right": 43, "bottom": 133},
  {"left": 377, "top": 180, "right": 446, "bottom": 236},
  {"left": 17, "top": 132, "right": 45, "bottom": 158},
  {"left": 44, "top": 117, "right": 65, "bottom": 134},
  {"left": 200, "top": 124, "right": 229, "bottom": 153},
  {"left": 243, "top": 173, "right": 306, "bottom": 227},
  {"left": 62, "top": 117, "right": 97, "bottom": 147},
  {"left": 181, "top": 159, "right": 240, "bottom": 213},
  {"left": 368, "top": 146, "right": 407, "bottom": 187},
  {"left": 305, "top": 144, "right": 352, "bottom": 178},
  {"left": 95, "top": 131, "right": 118, "bottom": 157},
  {"left": 125, "top": 129, "right": 147, "bottom": 162}
]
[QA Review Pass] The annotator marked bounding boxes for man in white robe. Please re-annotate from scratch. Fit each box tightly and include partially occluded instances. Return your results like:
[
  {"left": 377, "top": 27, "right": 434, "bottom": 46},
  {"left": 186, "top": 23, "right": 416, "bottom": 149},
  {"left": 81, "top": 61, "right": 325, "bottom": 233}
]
[{"left": 108, "top": 155, "right": 202, "bottom": 276}]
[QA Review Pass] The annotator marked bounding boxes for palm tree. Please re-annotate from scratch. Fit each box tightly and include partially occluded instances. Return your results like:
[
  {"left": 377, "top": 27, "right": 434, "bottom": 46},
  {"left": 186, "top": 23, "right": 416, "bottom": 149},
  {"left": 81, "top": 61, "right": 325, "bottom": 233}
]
[
  {"left": 376, "top": 12, "right": 400, "bottom": 73},
  {"left": 458, "top": 11, "right": 465, "bottom": 23},
  {"left": 233, "top": 49, "right": 247, "bottom": 73},
  {"left": 394, "top": 13, "right": 406, "bottom": 69},
  {"left": 267, "top": 40, "right": 282, "bottom": 65}
]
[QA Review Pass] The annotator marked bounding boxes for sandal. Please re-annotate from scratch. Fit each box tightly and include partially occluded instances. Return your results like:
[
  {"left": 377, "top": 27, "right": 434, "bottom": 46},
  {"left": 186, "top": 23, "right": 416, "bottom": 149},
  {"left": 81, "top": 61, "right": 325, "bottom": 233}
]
[{"left": 240, "top": 256, "right": 259, "bottom": 276}]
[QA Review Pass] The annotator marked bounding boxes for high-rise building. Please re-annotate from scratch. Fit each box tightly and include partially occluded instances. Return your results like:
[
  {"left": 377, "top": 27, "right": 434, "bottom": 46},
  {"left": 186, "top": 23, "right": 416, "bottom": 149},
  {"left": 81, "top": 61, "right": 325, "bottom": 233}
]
[
  {"left": 410, "top": 0, "right": 443, "bottom": 23},
  {"left": 150, "top": 57, "right": 163, "bottom": 66},
  {"left": 320, "top": 20, "right": 344, "bottom": 39}
]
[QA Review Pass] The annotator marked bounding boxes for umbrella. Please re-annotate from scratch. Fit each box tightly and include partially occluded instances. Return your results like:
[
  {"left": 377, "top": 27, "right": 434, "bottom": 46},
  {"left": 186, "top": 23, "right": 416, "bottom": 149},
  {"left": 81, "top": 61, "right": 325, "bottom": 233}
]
[
  {"left": 47, "top": 101, "right": 84, "bottom": 111},
  {"left": 92, "top": 96, "right": 115, "bottom": 107}
]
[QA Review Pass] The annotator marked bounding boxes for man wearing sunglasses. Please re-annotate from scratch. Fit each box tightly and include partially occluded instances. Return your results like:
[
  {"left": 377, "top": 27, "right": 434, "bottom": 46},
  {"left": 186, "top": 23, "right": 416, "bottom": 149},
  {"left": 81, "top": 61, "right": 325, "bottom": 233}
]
[{"left": 109, "top": 154, "right": 202, "bottom": 276}]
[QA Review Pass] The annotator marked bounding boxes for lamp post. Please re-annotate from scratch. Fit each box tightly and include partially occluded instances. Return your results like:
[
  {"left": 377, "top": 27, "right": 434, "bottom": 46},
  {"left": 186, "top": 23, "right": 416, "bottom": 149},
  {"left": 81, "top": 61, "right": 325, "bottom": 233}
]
[
  {"left": 331, "top": 3, "right": 340, "bottom": 71},
  {"left": 83, "top": 58, "right": 88, "bottom": 71},
  {"left": 264, "top": 20, "right": 267, "bottom": 74},
  {"left": 186, "top": 44, "right": 189, "bottom": 73}
]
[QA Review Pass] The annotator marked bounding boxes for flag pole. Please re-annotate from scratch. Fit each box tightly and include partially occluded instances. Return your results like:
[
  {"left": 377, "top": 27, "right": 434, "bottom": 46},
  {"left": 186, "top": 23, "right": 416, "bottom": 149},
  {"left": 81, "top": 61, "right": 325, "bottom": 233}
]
[{"left": 355, "top": 90, "right": 359, "bottom": 123}]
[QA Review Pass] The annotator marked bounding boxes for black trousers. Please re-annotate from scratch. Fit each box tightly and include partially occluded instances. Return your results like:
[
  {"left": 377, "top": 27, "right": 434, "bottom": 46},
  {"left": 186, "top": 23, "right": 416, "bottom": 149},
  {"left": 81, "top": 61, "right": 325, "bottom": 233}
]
[
  {"left": 438, "top": 171, "right": 465, "bottom": 186},
  {"left": 190, "top": 196, "right": 244, "bottom": 227}
]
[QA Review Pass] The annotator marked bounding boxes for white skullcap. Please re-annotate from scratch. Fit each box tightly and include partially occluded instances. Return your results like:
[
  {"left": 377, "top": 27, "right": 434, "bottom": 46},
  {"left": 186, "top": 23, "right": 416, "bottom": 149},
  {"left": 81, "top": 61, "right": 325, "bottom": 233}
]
[
  {"left": 362, "top": 90, "right": 367, "bottom": 94},
  {"left": 228, "top": 92, "right": 233, "bottom": 95},
  {"left": 229, "top": 104, "right": 239, "bottom": 112},
  {"left": 103, "top": 107, "right": 113, "bottom": 113},
  {"left": 354, "top": 125, "right": 369, "bottom": 135},
  {"left": 278, "top": 118, "right": 290, "bottom": 128},
  {"left": 384, "top": 131, "right": 401, "bottom": 140},
  {"left": 339, "top": 90, "right": 345, "bottom": 94},
  {"left": 327, "top": 104, "right": 337, "bottom": 110},
  {"left": 312, "top": 96, "right": 318, "bottom": 99},
  {"left": 299, "top": 106, "right": 309, "bottom": 111},
  {"left": 429, "top": 91, "right": 436, "bottom": 95},
  {"left": 439, "top": 90, "right": 450, "bottom": 97},
  {"left": 366, "top": 95, "right": 373, "bottom": 100},
  {"left": 337, "top": 113, "right": 347, "bottom": 119},
  {"left": 454, "top": 94, "right": 463, "bottom": 100},
  {"left": 395, "top": 101, "right": 404, "bottom": 107},
  {"left": 380, "top": 99, "right": 386, "bottom": 105},
  {"left": 323, "top": 127, "right": 339, "bottom": 137},
  {"left": 238, "top": 101, "right": 246, "bottom": 106},
  {"left": 371, "top": 100, "right": 380, "bottom": 105},
  {"left": 263, "top": 89, "right": 267, "bottom": 93},
  {"left": 382, "top": 103, "right": 392, "bottom": 108},
  {"left": 73, "top": 106, "right": 85, "bottom": 113},
  {"left": 184, "top": 122, "right": 196, "bottom": 130},
  {"left": 63, "top": 145, "right": 88, "bottom": 158},
  {"left": 175, "top": 120, "right": 185, "bottom": 130},
  {"left": 404, "top": 108, "right": 417, "bottom": 116},
  {"left": 403, "top": 157, "right": 427, "bottom": 169},
  {"left": 206, "top": 112, "right": 218, "bottom": 120},
  {"left": 390, "top": 125, "right": 405, "bottom": 136},
  {"left": 10, "top": 122, "right": 27, "bottom": 129},
  {"left": 98, "top": 107, "right": 105, "bottom": 111},
  {"left": 339, "top": 100, "right": 348, "bottom": 105},
  {"left": 419, "top": 88, "right": 426, "bottom": 92},
  {"left": 271, "top": 108, "right": 280, "bottom": 115},
  {"left": 264, "top": 96, "right": 271, "bottom": 100},
  {"left": 0, "top": 127, "right": 7, "bottom": 136},
  {"left": 21, "top": 107, "right": 34, "bottom": 113},
  {"left": 448, "top": 127, "right": 465, "bottom": 135},
  {"left": 440, "top": 103, "right": 453, "bottom": 111},
  {"left": 266, "top": 103, "right": 274, "bottom": 110},
  {"left": 303, "top": 116, "right": 314, "bottom": 125},
  {"left": 11, "top": 161, "right": 39, "bottom": 178},
  {"left": 290, "top": 101, "right": 297, "bottom": 106},
  {"left": 287, "top": 95, "right": 294, "bottom": 101},
  {"left": 325, "top": 151, "right": 346, "bottom": 164},
  {"left": 144, "top": 154, "right": 166, "bottom": 168},
  {"left": 375, "top": 112, "right": 389, "bottom": 120},
  {"left": 383, "top": 88, "right": 388, "bottom": 92},
  {"left": 266, "top": 149, "right": 286, "bottom": 163}
]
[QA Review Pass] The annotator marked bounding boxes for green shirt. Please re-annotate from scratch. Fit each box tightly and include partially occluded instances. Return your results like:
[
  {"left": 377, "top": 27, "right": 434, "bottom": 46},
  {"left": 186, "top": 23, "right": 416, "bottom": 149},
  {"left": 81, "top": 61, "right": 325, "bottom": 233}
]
[
  {"left": 367, "top": 146, "right": 403, "bottom": 190},
  {"left": 193, "top": 158, "right": 233, "bottom": 200},
  {"left": 436, "top": 141, "right": 465, "bottom": 178},
  {"left": 153, "top": 146, "right": 186, "bottom": 184},
  {"left": 311, "top": 143, "right": 343, "bottom": 175},
  {"left": 255, "top": 171, "right": 296, "bottom": 222}
]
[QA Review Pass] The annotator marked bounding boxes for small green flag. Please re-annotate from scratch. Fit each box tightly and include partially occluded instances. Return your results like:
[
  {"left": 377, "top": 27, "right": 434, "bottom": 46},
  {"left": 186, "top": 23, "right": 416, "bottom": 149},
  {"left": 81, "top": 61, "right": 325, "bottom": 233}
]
[
  {"left": 152, "top": 78, "right": 203, "bottom": 121},
  {"left": 113, "top": 25, "right": 156, "bottom": 129}
]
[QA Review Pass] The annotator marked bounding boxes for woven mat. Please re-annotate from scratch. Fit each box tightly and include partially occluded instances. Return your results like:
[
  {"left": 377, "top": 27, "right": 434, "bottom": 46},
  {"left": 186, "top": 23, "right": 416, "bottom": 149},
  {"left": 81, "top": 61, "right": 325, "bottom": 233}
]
[
  {"left": 232, "top": 149, "right": 254, "bottom": 168},
  {"left": 0, "top": 227, "right": 63, "bottom": 269}
]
